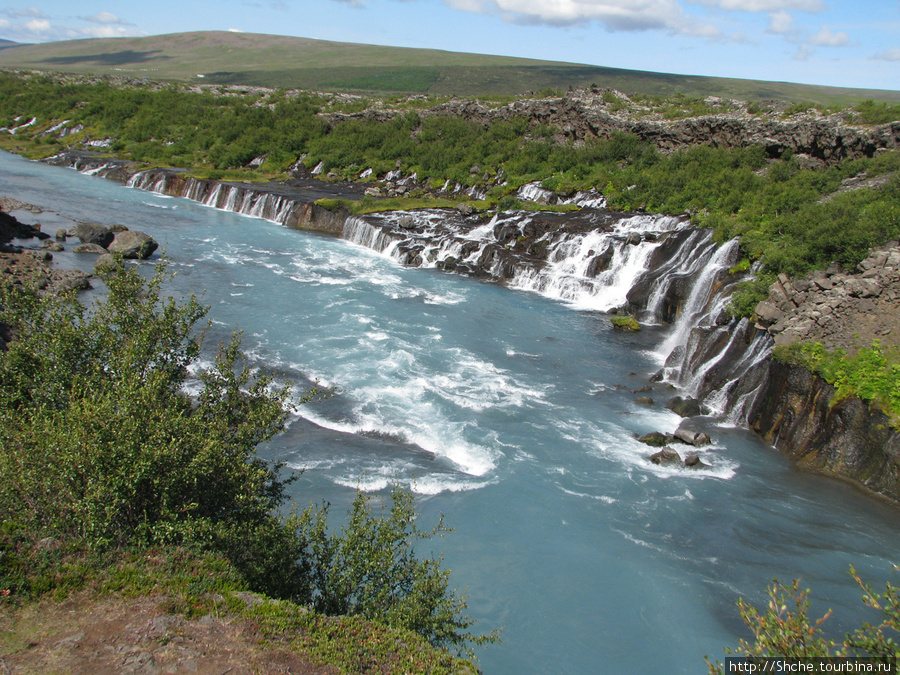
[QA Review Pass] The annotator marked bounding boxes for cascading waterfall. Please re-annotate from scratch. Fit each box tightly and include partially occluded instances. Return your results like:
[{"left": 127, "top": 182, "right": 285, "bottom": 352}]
[
  {"left": 113, "top": 163, "right": 775, "bottom": 422},
  {"left": 655, "top": 237, "right": 741, "bottom": 368}
]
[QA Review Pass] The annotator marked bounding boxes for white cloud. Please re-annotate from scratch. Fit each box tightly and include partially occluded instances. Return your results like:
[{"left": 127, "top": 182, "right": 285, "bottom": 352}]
[
  {"left": 71, "top": 25, "right": 135, "bottom": 38},
  {"left": 0, "top": 19, "right": 9, "bottom": 29},
  {"left": 81, "top": 12, "right": 129, "bottom": 26},
  {"left": 442, "top": 0, "right": 714, "bottom": 33},
  {"left": 872, "top": 47, "right": 900, "bottom": 61},
  {"left": 767, "top": 10, "right": 793, "bottom": 33},
  {"left": 808, "top": 26, "right": 849, "bottom": 47},
  {"left": 2, "top": 7, "right": 48, "bottom": 19},
  {"left": 692, "top": 0, "right": 824, "bottom": 11},
  {"left": 23, "top": 18, "right": 50, "bottom": 34},
  {"left": 793, "top": 43, "right": 812, "bottom": 60}
]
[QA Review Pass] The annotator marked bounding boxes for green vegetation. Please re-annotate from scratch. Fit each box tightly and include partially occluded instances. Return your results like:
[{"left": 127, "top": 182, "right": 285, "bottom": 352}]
[
  {"left": 1, "top": 70, "right": 897, "bottom": 285},
  {"left": 707, "top": 570, "right": 900, "bottom": 672},
  {"left": 611, "top": 316, "right": 641, "bottom": 331},
  {"left": 773, "top": 341, "right": 900, "bottom": 425},
  {"left": 0, "top": 261, "right": 495, "bottom": 662}
]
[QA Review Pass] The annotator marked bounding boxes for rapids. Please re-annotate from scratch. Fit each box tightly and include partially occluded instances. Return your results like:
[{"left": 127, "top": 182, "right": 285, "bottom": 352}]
[{"left": 1, "top": 151, "right": 898, "bottom": 674}]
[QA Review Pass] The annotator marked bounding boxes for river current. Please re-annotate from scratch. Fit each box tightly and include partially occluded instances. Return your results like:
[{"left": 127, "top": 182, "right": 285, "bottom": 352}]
[{"left": 1, "top": 150, "right": 898, "bottom": 674}]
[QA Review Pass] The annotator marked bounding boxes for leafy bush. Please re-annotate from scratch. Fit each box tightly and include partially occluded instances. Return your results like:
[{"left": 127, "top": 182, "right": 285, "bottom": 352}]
[
  {"left": 0, "top": 260, "right": 494, "bottom": 654},
  {"left": 772, "top": 340, "right": 900, "bottom": 424},
  {"left": 298, "top": 486, "right": 500, "bottom": 656},
  {"left": 706, "top": 570, "right": 900, "bottom": 672}
]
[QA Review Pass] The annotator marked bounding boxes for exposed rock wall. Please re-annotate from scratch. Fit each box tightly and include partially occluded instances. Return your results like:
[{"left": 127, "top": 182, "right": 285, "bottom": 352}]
[
  {"left": 748, "top": 359, "right": 900, "bottom": 501},
  {"left": 329, "top": 89, "right": 900, "bottom": 162},
  {"left": 756, "top": 242, "right": 900, "bottom": 354}
]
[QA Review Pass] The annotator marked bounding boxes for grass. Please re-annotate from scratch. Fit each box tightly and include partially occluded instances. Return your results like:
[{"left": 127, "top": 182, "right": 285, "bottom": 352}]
[
  {"left": 0, "top": 538, "right": 476, "bottom": 674},
  {"left": 1, "top": 30, "right": 899, "bottom": 102}
]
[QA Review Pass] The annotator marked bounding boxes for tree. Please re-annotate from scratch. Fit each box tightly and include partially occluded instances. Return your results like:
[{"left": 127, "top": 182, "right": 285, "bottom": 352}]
[
  {"left": 0, "top": 260, "right": 496, "bottom": 654},
  {"left": 0, "top": 260, "right": 306, "bottom": 598},
  {"left": 298, "top": 485, "right": 500, "bottom": 657}
]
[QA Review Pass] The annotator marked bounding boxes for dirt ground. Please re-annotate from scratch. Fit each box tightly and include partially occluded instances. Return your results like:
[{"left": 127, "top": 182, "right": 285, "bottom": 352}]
[{"left": 0, "top": 593, "right": 337, "bottom": 675}]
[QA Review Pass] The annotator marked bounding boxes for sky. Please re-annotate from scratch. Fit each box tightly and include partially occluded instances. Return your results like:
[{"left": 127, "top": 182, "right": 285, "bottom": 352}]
[{"left": 0, "top": 1, "right": 897, "bottom": 91}]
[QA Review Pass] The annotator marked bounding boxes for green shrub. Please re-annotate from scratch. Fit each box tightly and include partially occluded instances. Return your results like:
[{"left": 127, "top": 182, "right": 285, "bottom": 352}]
[
  {"left": 706, "top": 569, "right": 900, "bottom": 672},
  {"left": 298, "top": 485, "right": 500, "bottom": 657},
  {"left": 0, "top": 261, "right": 495, "bottom": 654}
]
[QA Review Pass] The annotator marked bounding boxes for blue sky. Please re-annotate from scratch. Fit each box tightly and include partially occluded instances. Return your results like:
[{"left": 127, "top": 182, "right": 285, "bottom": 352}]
[{"left": 0, "top": 1, "right": 897, "bottom": 91}]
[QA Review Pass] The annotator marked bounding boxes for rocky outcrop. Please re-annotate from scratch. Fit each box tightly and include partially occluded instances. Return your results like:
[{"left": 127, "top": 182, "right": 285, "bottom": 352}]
[
  {"left": 748, "top": 359, "right": 900, "bottom": 501},
  {"left": 756, "top": 242, "right": 900, "bottom": 354},
  {"left": 327, "top": 88, "right": 900, "bottom": 163}
]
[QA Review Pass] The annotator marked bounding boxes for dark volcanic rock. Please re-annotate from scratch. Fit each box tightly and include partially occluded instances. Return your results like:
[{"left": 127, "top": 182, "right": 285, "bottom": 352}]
[
  {"left": 684, "top": 452, "right": 709, "bottom": 469},
  {"left": 748, "top": 359, "right": 900, "bottom": 501},
  {"left": 108, "top": 230, "right": 158, "bottom": 259},
  {"left": 638, "top": 431, "right": 672, "bottom": 447},
  {"left": 666, "top": 396, "right": 704, "bottom": 418},
  {"left": 74, "top": 222, "right": 114, "bottom": 248},
  {"left": 649, "top": 447, "right": 682, "bottom": 466},
  {"left": 674, "top": 420, "right": 712, "bottom": 446}
]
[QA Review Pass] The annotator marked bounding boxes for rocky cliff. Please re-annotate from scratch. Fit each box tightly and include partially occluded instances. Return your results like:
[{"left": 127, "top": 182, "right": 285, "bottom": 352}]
[
  {"left": 748, "top": 359, "right": 900, "bottom": 501},
  {"left": 328, "top": 88, "right": 900, "bottom": 163}
]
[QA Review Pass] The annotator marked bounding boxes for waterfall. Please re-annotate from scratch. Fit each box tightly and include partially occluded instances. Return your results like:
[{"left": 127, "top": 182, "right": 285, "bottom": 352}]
[
  {"left": 116, "top": 163, "right": 771, "bottom": 423},
  {"left": 654, "top": 237, "right": 740, "bottom": 366}
]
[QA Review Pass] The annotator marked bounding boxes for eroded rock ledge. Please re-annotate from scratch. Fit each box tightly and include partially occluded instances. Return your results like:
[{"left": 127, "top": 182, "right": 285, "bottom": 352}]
[{"left": 748, "top": 359, "right": 900, "bottom": 501}]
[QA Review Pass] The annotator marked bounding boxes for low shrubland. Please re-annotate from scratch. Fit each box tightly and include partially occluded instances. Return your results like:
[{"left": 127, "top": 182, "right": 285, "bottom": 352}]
[{"left": 0, "top": 261, "right": 496, "bottom": 666}]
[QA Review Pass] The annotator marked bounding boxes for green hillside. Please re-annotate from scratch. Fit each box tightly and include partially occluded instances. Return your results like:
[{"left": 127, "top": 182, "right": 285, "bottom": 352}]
[{"left": 0, "top": 30, "right": 897, "bottom": 103}]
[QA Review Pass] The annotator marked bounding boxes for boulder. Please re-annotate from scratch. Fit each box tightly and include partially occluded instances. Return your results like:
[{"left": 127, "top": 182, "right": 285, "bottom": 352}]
[
  {"left": 666, "top": 396, "right": 704, "bottom": 418},
  {"left": 638, "top": 431, "right": 671, "bottom": 447},
  {"left": 55, "top": 229, "right": 67, "bottom": 241},
  {"left": 74, "top": 222, "right": 114, "bottom": 248},
  {"left": 674, "top": 420, "right": 712, "bottom": 446},
  {"left": 73, "top": 243, "right": 109, "bottom": 254},
  {"left": 108, "top": 231, "right": 158, "bottom": 259},
  {"left": 649, "top": 447, "right": 682, "bottom": 466},
  {"left": 635, "top": 396, "right": 654, "bottom": 406},
  {"left": 755, "top": 301, "right": 784, "bottom": 328},
  {"left": 94, "top": 254, "right": 121, "bottom": 274},
  {"left": 684, "top": 452, "right": 709, "bottom": 469}
]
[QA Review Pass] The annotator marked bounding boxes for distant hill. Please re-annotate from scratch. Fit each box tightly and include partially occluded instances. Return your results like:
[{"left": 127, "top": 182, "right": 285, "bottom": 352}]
[
  {"left": 0, "top": 30, "right": 897, "bottom": 104},
  {"left": 0, "top": 39, "right": 20, "bottom": 50}
]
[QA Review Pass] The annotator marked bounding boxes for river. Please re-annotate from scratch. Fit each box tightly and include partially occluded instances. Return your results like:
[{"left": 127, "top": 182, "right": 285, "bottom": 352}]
[{"left": 1, "top": 150, "right": 898, "bottom": 674}]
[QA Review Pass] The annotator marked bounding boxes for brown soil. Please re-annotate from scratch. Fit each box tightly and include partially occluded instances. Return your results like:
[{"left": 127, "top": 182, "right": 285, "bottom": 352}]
[{"left": 0, "top": 593, "right": 337, "bottom": 675}]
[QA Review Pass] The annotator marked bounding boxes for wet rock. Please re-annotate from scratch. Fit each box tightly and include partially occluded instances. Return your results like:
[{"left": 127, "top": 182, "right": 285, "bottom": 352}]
[
  {"left": 649, "top": 447, "right": 682, "bottom": 466},
  {"left": 638, "top": 431, "right": 671, "bottom": 447},
  {"left": 666, "top": 396, "right": 704, "bottom": 418},
  {"left": 635, "top": 396, "right": 654, "bottom": 406},
  {"left": 674, "top": 420, "right": 712, "bottom": 446},
  {"left": 684, "top": 452, "right": 709, "bottom": 469}
]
